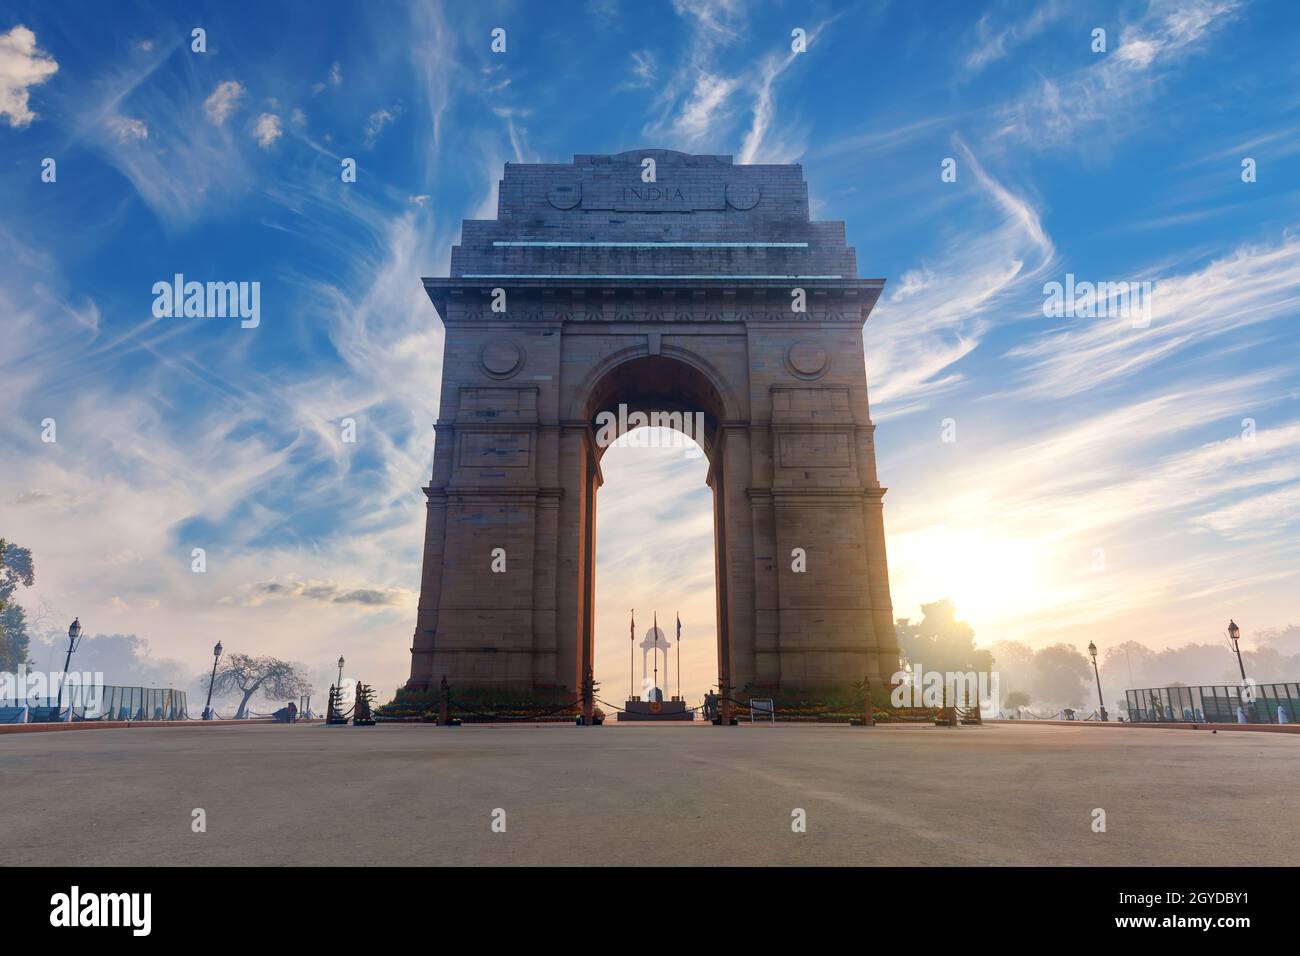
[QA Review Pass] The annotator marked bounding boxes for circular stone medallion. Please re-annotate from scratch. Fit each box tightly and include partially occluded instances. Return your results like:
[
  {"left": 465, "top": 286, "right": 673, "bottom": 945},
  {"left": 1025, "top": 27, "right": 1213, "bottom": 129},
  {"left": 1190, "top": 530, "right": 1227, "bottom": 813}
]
[
  {"left": 785, "top": 340, "right": 829, "bottom": 379},
  {"left": 546, "top": 183, "right": 582, "bottom": 209},
  {"left": 726, "top": 182, "right": 761, "bottom": 210},
  {"left": 481, "top": 340, "right": 524, "bottom": 378}
]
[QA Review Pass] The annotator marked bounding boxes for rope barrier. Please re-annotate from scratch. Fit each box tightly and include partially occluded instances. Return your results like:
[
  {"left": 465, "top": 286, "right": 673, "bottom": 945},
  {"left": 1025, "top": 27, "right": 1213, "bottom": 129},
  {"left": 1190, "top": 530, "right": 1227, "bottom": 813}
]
[
  {"left": 446, "top": 697, "right": 585, "bottom": 721},
  {"left": 377, "top": 691, "right": 988, "bottom": 725}
]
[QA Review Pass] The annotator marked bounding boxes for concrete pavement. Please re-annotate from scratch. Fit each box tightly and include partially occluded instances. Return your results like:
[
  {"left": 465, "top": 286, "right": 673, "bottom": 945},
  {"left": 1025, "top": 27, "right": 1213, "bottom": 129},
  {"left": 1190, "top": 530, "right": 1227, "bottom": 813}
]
[{"left": 2, "top": 721, "right": 1294, "bottom": 866}]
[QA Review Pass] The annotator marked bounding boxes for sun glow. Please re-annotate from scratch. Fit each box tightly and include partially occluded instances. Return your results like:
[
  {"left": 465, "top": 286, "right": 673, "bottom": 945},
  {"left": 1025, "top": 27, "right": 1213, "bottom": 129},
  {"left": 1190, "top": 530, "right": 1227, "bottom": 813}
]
[{"left": 890, "top": 524, "right": 1060, "bottom": 637}]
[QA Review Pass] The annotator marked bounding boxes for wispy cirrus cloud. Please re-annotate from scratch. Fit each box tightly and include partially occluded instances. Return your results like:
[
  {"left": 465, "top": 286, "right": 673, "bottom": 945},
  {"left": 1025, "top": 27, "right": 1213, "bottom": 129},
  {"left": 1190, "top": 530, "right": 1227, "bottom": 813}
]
[
  {"left": 621, "top": 50, "right": 657, "bottom": 90},
  {"left": 886, "top": 384, "right": 1300, "bottom": 654},
  {"left": 962, "top": 0, "right": 1067, "bottom": 76},
  {"left": 1004, "top": 232, "right": 1300, "bottom": 400},
  {"left": 866, "top": 136, "right": 1056, "bottom": 414},
  {"left": 995, "top": 0, "right": 1241, "bottom": 146},
  {"left": 737, "top": 15, "right": 844, "bottom": 164},
  {"left": 642, "top": 0, "right": 747, "bottom": 148}
]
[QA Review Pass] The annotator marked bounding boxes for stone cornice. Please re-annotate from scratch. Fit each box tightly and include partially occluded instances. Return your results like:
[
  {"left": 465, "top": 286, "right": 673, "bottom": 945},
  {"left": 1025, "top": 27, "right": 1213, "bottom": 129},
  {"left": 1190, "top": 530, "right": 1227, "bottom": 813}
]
[{"left": 422, "top": 276, "right": 885, "bottom": 325}]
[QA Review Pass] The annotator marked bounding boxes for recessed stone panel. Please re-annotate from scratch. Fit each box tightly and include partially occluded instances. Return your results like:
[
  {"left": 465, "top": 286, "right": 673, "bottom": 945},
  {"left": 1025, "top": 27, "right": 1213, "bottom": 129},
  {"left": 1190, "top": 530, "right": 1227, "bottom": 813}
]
[
  {"left": 778, "top": 431, "right": 852, "bottom": 468},
  {"left": 457, "top": 431, "right": 532, "bottom": 468}
]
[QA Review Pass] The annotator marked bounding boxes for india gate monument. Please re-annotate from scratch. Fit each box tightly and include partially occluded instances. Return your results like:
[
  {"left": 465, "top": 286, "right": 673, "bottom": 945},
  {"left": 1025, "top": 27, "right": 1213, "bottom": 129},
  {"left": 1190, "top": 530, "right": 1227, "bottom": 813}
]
[{"left": 404, "top": 149, "right": 898, "bottom": 711}]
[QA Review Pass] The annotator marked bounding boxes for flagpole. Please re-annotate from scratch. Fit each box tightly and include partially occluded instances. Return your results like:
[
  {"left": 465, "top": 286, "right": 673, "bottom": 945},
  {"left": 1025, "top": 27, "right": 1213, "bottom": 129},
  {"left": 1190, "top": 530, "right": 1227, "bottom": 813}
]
[{"left": 653, "top": 611, "right": 659, "bottom": 698}]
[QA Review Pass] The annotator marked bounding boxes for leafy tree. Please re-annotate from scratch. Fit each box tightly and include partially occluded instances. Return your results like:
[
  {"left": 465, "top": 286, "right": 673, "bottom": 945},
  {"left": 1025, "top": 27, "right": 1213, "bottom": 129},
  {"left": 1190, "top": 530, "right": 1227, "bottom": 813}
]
[
  {"left": 1098, "top": 640, "right": 1155, "bottom": 692},
  {"left": 205, "top": 653, "right": 312, "bottom": 719},
  {"left": 1002, "top": 690, "right": 1031, "bottom": 711},
  {"left": 896, "top": 599, "right": 993, "bottom": 676},
  {"left": 988, "top": 639, "right": 1035, "bottom": 702},
  {"left": 0, "top": 540, "right": 35, "bottom": 672},
  {"left": 1032, "top": 643, "right": 1092, "bottom": 710}
]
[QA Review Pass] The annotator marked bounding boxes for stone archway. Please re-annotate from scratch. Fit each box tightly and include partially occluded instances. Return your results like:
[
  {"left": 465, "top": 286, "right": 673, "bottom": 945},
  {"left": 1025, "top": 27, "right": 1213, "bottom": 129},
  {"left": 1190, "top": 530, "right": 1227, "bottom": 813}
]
[{"left": 404, "top": 149, "right": 899, "bottom": 710}]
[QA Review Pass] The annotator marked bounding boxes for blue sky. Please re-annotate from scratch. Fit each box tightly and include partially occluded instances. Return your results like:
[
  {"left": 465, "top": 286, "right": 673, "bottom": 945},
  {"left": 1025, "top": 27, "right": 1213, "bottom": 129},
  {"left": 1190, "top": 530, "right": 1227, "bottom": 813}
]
[{"left": 2, "top": 0, "right": 1299, "bottom": 704}]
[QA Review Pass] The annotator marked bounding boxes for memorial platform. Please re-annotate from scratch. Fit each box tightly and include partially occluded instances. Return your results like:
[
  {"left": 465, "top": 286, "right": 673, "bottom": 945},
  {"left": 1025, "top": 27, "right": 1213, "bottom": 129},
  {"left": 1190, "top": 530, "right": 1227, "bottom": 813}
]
[{"left": 616, "top": 697, "right": 695, "bottom": 721}]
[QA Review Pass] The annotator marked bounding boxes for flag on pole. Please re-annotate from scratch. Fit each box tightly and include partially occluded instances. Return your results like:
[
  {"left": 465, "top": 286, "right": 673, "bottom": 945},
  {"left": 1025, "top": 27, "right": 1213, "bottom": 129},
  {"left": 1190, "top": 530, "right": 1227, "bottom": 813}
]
[{"left": 676, "top": 612, "right": 682, "bottom": 701}]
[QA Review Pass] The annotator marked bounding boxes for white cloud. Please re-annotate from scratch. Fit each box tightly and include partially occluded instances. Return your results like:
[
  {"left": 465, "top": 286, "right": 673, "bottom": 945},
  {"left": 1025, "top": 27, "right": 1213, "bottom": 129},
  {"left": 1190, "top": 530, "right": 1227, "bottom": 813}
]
[
  {"left": 204, "top": 79, "right": 245, "bottom": 126},
  {"left": 672, "top": 72, "right": 737, "bottom": 144},
  {"left": 312, "top": 63, "right": 343, "bottom": 95},
  {"left": 363, "top": 105, "right": 402, "bottom": 148},
  {"left": 107, "top": 115, "right": 148, "bottom": 142},
  {"left": 0, "top": 25, "right": 59, "bottom": 128},
  {"left": 625, "top": 50, "right": 657, "bottom": 88},
  {"left": 253, "top": 111, "right": 282, "bottom": 148}
]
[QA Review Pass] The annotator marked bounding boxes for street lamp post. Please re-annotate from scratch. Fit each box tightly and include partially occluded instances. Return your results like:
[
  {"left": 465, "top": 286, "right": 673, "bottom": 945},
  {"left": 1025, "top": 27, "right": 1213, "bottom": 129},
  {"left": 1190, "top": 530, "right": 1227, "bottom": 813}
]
[
  {"left": 337, "top": 655, "right": 345, "bottom": 689},
  {"left": 203, "top": 640, "right": 223, "bottom": 720},
  {"left": 1088, "top": 641, "right": 1108, "bottom": 721},
  {"left": 1227, "top": 620, "right": 1246, "bottom": 681},
  {"left": 54, "top": 618, "right": 83, "bottom": 720},
  {"left": 1228, "top": 620, "right": 1252, "bottom": 722}
]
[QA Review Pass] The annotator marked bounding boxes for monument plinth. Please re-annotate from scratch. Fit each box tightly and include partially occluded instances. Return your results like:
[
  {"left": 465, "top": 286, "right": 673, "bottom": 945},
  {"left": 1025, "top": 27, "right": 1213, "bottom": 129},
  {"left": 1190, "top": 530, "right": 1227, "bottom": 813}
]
[{"left": 617, "top": 695, "right": 694, "bottom": 721}]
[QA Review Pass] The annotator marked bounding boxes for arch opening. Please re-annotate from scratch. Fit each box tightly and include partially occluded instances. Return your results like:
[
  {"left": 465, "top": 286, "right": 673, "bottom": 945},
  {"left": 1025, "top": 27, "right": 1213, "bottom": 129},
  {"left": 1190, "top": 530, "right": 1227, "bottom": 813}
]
[
  {"left": 578, "top": 354, "right": 733, "bottom": 716},
  {"left": 594, "top": 430, "right": 717, "bottom": 710},
  {"left": 584, "top": 354, "right": 729, "bottom": 463}
]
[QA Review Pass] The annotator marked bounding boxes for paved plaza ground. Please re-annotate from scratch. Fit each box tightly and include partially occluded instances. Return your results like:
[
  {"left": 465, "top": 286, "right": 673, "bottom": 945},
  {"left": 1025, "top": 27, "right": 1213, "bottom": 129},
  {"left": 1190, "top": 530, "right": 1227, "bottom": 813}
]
[{"left": 2, "top": 722, "right": 1295, "bottom": 866}]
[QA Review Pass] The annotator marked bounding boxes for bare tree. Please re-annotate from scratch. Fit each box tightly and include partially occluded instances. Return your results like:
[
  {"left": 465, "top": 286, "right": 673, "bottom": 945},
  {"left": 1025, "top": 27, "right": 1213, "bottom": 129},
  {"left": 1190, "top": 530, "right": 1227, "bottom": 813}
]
[{"left": 205, "top": 653, "right": 311, "bottom": 719}]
